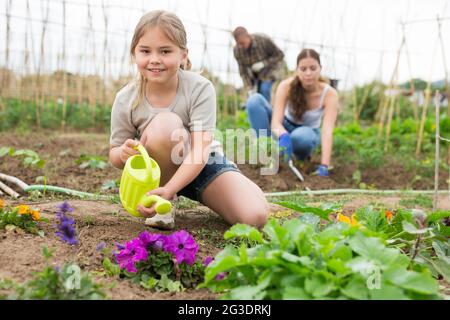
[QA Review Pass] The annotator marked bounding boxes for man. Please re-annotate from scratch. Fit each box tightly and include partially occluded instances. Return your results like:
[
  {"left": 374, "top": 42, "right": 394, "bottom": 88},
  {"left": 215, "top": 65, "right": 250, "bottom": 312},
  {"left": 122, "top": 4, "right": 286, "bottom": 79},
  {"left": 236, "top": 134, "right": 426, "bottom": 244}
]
[{"left": 233, "top": 26, "right": 285, "bottom": 103}]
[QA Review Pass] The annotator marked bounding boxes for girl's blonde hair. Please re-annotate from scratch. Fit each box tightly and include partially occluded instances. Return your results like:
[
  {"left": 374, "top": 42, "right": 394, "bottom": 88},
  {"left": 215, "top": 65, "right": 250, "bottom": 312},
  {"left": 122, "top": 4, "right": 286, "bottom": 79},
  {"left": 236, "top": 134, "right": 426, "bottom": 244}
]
[{"left": 130, "top": 10, "right": 187, "bottom": 109}]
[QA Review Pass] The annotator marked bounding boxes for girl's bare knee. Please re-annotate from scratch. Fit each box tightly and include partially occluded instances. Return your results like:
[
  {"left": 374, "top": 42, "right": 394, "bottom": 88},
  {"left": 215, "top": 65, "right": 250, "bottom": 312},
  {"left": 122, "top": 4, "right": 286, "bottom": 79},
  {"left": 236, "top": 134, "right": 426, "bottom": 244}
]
[
  {"left": 142, "top": 113, "right": 187, "bottom": 148},
  {"left": 236, "top": 202, "right": 269, "bottom": 227}
]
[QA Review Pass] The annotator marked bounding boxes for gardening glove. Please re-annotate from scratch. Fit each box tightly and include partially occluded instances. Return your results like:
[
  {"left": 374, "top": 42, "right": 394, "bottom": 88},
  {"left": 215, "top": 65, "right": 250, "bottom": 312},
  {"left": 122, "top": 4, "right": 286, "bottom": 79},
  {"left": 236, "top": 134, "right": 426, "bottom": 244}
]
[
  {"left": 251, "top": 61, "right": 265, "bottom": 73},
  {"left": 278, "top": 133, "right": 293, "bottom": 162},
  {"left": 313, "top": 164, "right": 329, "bottom": 177}
]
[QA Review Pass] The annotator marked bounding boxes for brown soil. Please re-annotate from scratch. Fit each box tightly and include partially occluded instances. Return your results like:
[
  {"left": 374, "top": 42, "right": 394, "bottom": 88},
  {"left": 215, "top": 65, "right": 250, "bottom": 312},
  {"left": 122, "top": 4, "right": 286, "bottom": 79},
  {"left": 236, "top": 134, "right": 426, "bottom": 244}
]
[{"left": 0, "top": 130, "right": 449, "bottom": 299}]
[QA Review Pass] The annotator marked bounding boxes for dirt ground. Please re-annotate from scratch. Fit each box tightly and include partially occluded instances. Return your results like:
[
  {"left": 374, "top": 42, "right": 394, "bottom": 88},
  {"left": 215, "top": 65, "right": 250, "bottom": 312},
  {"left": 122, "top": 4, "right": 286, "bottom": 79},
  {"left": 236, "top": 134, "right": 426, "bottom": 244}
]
[{"left": 0, "top": 130, "right": 449, "bottom": 299}]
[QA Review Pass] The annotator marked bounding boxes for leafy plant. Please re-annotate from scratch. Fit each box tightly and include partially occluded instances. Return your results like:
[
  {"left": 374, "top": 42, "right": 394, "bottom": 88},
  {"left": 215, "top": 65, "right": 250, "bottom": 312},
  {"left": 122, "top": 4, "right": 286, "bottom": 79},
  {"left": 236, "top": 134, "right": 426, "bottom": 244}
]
[
  {"left": 0, "top": 247, "right": 107, "bottom": 300},
  {"left": 0, "top": 202, "right": 48, "bottom": 235},
  {"left": 202, "top": 218, "right": 442, "bottom": 300},
  {"left": 76, "top": 154, "right": 107, "bottom": 170},
  {"left": 0, "top": 147, "right": 45, "bottom": 168}
]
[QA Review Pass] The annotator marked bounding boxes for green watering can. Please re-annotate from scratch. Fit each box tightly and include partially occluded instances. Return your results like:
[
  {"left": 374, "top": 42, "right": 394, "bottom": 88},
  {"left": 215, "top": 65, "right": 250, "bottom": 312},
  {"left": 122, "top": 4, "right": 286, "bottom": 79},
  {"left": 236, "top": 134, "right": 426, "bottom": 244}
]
[{"left": 119, "top": 144, "right": 172, "bottom": 217}]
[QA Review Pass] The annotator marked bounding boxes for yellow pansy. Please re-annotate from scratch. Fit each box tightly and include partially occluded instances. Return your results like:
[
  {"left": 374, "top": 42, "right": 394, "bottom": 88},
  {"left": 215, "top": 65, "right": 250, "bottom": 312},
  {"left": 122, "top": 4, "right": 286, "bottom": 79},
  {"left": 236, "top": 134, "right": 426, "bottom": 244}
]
[
  {"left": 337, "top": 212, "right": 351, "bottom": 224},
  {"left": 337, "top": 212, "right": 359, "bottom": 226},
  {"left": 16, "top": 205, "right": 30, "bottom": 215},
  {"left": 31, "top": 210, "right": 41, "bottom": 221}
]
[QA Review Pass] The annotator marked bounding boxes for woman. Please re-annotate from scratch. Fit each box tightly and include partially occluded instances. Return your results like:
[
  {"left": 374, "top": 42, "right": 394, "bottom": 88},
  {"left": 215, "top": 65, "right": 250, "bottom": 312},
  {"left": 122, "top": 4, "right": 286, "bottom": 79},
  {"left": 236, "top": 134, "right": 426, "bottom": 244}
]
[{"left": 246, "top": 48, "right": 338, "bottom": 176}]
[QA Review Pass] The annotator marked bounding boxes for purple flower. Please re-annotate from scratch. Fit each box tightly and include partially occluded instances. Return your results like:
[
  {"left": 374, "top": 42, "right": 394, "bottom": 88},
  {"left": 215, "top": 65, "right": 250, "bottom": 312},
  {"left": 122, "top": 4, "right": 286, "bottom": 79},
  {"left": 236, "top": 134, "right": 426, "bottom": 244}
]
[
  {"left": 57, "top": 201, "right": 74, "bottom": 214},
  {"left": 215, "top": 272, "right": 226, "bottom": 281},
  {"left": 116, "top": 238, "right": 148, "bottom": 273},
  {"left": 163, "top": 230, "right": 198, "bottom": 265},
  {"left": 115, "top": 242, "right": 125, "bottom": 250},
  {"left": 139, "top": 231, "right": 166, "bottom": 251},
  {"left": 203, "top": 256, "right": 213, "bottom": 267},
  {"left": 55, "top": 209, "right": 78, "bottom": 246},
  {"left": 96, "top": 242, "right": 106, "bottom": 252}
]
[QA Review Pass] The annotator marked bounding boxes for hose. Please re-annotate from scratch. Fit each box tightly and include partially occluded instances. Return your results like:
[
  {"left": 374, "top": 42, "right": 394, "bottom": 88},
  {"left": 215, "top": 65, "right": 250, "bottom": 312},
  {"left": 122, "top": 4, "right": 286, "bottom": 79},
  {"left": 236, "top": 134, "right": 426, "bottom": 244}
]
[
  {"left": 23, "top": 184, "right": 449, "bottom": 201},
  {"left": 24, "top": 185, "right": 118, "bottom": 202},
  {"left": 264, "top": 189, "right": 450, "bottom": 197}
]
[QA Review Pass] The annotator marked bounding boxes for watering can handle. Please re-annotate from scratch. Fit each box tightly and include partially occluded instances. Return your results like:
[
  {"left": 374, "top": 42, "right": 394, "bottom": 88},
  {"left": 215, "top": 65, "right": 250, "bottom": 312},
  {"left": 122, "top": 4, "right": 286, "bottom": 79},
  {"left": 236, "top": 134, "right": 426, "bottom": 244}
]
[
  {"left": 134, "top": 144, "right": 152, "bottom": 170},
  {"left": 140, "top": 194, "right": 172, "bottom": 215}
]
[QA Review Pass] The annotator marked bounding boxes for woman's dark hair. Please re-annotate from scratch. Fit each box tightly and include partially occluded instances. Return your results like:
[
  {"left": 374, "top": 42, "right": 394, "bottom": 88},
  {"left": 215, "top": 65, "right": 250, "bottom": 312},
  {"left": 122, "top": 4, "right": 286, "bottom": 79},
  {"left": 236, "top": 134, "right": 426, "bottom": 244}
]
[{"left": 287, "top": 48, "right": 325, "bottom": 121}]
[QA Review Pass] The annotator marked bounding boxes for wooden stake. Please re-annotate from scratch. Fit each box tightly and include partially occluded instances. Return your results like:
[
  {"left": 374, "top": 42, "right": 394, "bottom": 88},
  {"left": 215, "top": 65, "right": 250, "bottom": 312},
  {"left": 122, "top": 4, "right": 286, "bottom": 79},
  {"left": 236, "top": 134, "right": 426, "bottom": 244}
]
[
  {"left": 61, "top": 0, "right": 68, "bottom": 130},
  {"left": 416, "top": 85, "right": 432, "bottom": 156},
  {"left": 384, "top": 92, "right": 397, "bottom": 152},
  {"left": 433, "top": 91, "right": 440, "bottom": 211}
]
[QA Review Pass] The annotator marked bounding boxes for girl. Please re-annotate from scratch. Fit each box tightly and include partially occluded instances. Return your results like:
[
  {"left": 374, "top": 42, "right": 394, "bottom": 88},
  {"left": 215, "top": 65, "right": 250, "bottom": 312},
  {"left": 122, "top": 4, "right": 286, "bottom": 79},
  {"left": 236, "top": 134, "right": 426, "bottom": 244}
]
[
  {"left": 109, "top": 10, "right": 269, "bottom": 230},
  {"left": 245, "top": 49, "right": 339, "bottom": 176}
]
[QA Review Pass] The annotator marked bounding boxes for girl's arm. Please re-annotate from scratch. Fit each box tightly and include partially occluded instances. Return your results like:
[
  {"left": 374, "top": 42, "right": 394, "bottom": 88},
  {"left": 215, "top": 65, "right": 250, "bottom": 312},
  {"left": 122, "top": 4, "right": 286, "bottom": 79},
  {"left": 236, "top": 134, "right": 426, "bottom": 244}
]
[
  {"left": 109, "top": 139, "right": 139, "bottom": 169},
  {"left": 320, "top": 89, "right": 339, "bottom": 166},
  {"left": 271, "top": 78, "right": 291, "bottom": 138}
]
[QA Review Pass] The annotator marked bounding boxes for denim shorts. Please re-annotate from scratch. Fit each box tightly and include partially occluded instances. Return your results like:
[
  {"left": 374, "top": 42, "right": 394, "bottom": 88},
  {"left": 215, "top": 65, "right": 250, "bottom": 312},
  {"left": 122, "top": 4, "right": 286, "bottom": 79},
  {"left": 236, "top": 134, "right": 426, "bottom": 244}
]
[{"left": 178, "top": 152, "right": 239, "bottom": 203}]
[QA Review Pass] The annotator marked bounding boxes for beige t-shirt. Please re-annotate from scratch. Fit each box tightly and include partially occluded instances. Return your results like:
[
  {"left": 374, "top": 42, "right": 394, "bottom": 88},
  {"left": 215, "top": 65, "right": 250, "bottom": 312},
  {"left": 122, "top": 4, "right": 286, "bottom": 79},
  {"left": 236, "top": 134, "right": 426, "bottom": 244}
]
[{"left": 110, "top": 69, "right": 216, "bottom": 147}]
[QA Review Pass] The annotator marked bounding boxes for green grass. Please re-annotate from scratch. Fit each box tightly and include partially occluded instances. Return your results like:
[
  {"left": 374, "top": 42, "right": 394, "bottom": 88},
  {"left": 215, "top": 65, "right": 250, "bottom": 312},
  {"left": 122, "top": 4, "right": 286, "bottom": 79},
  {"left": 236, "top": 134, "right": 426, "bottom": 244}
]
[{"left": 399, "top": 194, "right": 434, "bottom": 209}]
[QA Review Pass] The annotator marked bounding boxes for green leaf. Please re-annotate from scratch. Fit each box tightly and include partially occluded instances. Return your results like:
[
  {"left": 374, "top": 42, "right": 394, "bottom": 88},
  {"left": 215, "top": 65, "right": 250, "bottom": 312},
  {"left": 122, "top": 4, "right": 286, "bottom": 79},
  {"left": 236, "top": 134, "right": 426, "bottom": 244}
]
[
  {"left": 275, "top": 202, "right": 332, "bottom": 220},
  {"left": 369, "top": 283, "right": 408, "bottom": 300},
  {"left": 384, "top": 268, "right": 439, "bottom": 295},
  {"left": 262, "top": 218, "right": 289, "bottom": 248},
  {"left": 0, "top": 147, "right": 14, "bottom": 157},
  {"left": 224, "top": 224, "right": 263, "bottom": 244},
  {"left": 432, "top": 241, "right": 450, "bottom": 264},
  {"left": 426, "top": 210, "right": 450, "bottom": 224},
  {"left": 227, "top": 285, "right": 266, "bottom": 300},
  {"left": 204, "top": 246, "right": 240, "bottom": 283},
  {"left": 425, "top": 258, "right": 450, "bottom": 282},
  {"left": 13, "top": 149, "right": 38, "bottom": 158},
  {"left": 348, "top": 233, "right": 406, "bottom": 268},
  {"left": 227, "top": 274, "right": 271, "bottom": 300},
  {"left": 304, "top": 273, "right": 334, "bottom": 298},
  {"left": 341, "top": 277, "right": 369, "bottom": 300},
  {"left": 330, "top": 243, "right": 353, "bottom": 261},
  {"left": 327, "top": 258, "right": 351, "bottom": 276},
  {"left": 402, "top": 221, "right": 432, "bottom": 234},
  {"left": 282, "top": 287, "right": 311, "bottom": 300}
]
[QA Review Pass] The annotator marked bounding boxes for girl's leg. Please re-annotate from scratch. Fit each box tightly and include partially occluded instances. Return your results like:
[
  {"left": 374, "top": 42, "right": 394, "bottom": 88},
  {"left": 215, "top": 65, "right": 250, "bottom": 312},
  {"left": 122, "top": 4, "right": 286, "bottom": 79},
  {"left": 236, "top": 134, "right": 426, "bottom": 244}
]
[
  {"left": 140, "top": 112, "right": 189, "bottom": 185},
  {"left": 290, "top": 126, "right": 320, "bottom": 160},
  {"left": 246, "top": 93, "right": 273, "bottom": 137},
  {"left": 200, "top": 171, "right": 269, "bottom": 227}
]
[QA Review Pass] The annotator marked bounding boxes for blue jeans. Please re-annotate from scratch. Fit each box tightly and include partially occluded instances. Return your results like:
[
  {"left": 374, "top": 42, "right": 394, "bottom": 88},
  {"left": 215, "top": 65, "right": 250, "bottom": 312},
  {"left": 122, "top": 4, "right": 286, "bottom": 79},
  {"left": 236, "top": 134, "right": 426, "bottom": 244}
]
[
  {"left": 178, "top": 152, "right": 239, "bottom": 203},
  {"left": 257, "top": 80, "right": 274, "bottom": 103},
  {"left": 246, "top": 93, "right": 320, "bottom": 160}
]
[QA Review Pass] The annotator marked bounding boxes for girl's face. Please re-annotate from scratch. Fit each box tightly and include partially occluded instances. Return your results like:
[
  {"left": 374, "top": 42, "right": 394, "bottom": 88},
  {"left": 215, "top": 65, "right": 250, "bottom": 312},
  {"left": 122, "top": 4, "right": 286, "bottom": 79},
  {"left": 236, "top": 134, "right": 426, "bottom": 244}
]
[
  {"left": 134, "top": 26, "right": 187, "bottom": 85},
  {"left": 296, "top": 57, "right": 321, "bottom": 86}
]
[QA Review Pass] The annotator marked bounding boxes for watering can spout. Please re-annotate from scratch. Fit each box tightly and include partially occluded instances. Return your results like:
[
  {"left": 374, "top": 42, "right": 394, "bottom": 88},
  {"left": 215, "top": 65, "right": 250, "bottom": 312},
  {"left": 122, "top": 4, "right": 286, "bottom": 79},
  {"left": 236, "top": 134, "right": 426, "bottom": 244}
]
[{"left": 119, "top": 144, "right": 172, "bottom": 217}]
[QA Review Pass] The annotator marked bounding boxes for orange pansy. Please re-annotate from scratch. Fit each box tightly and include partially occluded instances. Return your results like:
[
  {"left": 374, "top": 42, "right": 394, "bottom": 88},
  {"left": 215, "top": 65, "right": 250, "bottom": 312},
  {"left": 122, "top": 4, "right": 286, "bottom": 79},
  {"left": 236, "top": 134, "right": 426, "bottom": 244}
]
[{"left": 16, "top": 205, "right": 30, "bottom": 215}]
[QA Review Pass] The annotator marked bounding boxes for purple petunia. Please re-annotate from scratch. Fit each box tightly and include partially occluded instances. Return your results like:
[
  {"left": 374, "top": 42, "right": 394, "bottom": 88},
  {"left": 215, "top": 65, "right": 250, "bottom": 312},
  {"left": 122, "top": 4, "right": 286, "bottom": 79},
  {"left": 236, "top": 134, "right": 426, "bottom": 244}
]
[
  {"left": 139, "top": 231, "right": 166, "bottom": 251},
  {"left": 115, "top": 238, "right": 148, "bottom": 273},
  {"left": 163, "top": 230, "right": 198, "bottom": 265},
  {"left": 203, "top": 256, "right": 213, "bottom": 267},
  {"left": 55, "top": 202, "right": 78, "bottom": 245}
]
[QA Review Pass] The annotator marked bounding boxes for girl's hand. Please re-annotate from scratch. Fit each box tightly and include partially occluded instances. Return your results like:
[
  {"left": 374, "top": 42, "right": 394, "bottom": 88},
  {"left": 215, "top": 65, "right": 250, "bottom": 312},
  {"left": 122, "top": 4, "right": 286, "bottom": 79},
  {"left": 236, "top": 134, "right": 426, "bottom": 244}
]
[
  {"left": 137, "top": 187, "right": 176, "bottom": 218},
  {"left": 120, "top": 139, "right": 139, "bottom": 164}
]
